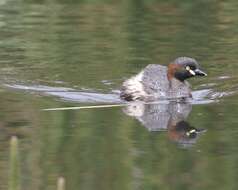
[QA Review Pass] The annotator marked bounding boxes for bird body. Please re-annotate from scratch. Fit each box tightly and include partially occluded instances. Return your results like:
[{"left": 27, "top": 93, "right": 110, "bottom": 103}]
[{"left": 120, "top": 57, "right": 207, "bottom": 101}]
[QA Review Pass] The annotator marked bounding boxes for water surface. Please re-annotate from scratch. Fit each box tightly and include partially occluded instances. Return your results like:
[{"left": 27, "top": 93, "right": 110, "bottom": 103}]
[{"left": 0, "top": 0, "right": 238, "bottom": 190}]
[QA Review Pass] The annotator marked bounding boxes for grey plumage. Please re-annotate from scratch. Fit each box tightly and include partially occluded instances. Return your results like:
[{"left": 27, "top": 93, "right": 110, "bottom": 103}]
[{"left": 121, "top": 64, "right": 191, "bottom": 101}]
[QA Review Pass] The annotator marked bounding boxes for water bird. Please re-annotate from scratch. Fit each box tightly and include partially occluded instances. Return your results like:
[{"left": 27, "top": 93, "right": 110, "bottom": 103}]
[{"left": 120, "top": 57, "right": 207, "bottom": 101}]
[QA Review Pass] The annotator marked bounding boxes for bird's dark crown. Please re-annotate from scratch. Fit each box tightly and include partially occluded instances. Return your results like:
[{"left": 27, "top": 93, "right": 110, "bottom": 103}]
[{"left": 173, "top": 57, "right": 199, "bottom": 69}]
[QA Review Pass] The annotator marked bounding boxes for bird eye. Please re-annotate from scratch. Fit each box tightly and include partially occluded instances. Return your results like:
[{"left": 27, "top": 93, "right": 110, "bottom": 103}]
[
  {"left": 185, "top": 65, "right": 196, "bottom": 75},
  {"left": 186, "top": 66, "right": 190, "bottom": 71}
]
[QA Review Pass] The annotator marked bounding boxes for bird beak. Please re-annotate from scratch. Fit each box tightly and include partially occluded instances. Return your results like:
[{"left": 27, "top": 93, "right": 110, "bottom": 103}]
[{"left": 194, "top": 69, "right": 207, "bottom": 76}]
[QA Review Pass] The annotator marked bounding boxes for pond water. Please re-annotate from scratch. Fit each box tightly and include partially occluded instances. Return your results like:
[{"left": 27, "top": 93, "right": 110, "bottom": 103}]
[{"left": 0, "top": 0, "right": 238, "bottom": 190}]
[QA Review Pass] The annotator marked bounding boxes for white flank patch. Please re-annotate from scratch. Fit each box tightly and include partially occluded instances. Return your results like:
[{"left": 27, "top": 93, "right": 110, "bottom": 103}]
[{"left": 123, "top": 71, "right": 147, "bottom": 99}]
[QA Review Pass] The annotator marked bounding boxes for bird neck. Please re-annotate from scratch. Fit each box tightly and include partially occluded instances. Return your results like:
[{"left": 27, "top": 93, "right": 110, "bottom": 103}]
[{"left": 167, "top": 64, "right": 177, "bottom": 81}]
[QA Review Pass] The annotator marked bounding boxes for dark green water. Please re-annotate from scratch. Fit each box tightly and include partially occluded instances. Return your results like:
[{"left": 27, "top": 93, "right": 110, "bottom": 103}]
[{"left": 1, "top": 0, "right": 238, "bottom": 190}]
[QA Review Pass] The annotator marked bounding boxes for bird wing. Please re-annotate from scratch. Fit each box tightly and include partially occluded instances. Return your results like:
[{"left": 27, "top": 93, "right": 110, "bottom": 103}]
[{"left": 141, "top": 64, "right": 170, "bottom": 98}]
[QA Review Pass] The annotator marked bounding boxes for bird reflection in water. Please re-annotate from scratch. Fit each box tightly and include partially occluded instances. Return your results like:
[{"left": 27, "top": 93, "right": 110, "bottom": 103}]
[{"left": 123, "top": 101, "right": 206, "bottom": 148}]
